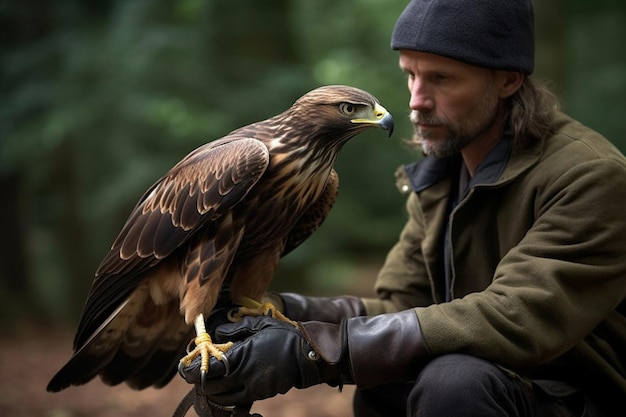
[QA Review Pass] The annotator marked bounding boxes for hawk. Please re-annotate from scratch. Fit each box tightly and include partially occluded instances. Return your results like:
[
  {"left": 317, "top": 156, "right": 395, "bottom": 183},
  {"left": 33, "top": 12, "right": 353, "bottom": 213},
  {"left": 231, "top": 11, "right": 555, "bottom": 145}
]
[{"left": 47, "top": 85, "right": 394, "bottom": 392}]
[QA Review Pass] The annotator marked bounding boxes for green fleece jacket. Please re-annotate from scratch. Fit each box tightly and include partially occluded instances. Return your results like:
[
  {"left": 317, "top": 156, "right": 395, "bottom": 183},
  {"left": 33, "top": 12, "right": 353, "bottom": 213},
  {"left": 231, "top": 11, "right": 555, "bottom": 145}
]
[{"left": 363, "top": 112, "right": 626, "bottom": 413}]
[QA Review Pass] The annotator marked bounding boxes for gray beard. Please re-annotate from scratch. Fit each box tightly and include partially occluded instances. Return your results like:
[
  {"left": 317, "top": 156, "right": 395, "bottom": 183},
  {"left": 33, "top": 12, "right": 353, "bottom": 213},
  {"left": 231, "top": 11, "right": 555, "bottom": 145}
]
[
  {"left": 410, "top": 99, "right": 501, "bottom": 159},
  {"left": 418, "top": 126, "right": 476, "bottom": 158}
]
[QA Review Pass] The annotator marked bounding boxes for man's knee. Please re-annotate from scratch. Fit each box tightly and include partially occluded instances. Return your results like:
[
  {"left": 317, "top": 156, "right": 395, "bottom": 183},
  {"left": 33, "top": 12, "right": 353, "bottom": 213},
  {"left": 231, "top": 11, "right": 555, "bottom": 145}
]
[
  {"left": 413, "top": 354, "right": 509, "bottom": 394},
  {"left": 353, "top": 382, "right": 411, "bottom": 417},
  {"left": 408, "top": 354, "right": 531, "bottom": 417}
]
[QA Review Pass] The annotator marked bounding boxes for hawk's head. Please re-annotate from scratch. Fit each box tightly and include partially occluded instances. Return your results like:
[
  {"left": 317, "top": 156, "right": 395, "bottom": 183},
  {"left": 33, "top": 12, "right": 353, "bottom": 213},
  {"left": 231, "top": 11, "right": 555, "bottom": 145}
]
[{"left": 289, "top": 85, "right": 394, "bottom": 145}]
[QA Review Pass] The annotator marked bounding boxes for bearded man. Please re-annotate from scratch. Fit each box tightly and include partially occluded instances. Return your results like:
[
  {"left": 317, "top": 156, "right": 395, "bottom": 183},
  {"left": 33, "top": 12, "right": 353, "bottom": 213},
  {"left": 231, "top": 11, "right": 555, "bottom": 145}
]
[{"left": 180, "top": 1, "right": 626, "bottom": 416}]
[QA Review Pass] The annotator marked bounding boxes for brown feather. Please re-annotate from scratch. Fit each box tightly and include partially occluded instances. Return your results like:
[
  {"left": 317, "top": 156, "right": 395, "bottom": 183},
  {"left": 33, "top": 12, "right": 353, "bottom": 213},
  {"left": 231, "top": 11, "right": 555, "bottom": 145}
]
[
  {"left": 283, "top": 169, "right": 339, "bottom": 255},
  {"left": 47, "top": 85, "right": 391, "bottom": 392}
]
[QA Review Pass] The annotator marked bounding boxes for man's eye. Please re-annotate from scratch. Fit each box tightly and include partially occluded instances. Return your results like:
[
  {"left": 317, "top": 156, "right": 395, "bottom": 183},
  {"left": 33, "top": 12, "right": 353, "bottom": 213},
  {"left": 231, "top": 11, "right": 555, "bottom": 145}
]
[{"left": 340, "top": 103, "right": 356, "bottom": 115}]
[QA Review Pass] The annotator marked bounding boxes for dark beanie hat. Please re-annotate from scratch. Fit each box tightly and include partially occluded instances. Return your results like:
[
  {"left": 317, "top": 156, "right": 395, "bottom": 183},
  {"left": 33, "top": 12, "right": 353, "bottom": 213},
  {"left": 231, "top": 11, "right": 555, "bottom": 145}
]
[{"left": 391, "top": 0, "right": 535, "bottom": 74}]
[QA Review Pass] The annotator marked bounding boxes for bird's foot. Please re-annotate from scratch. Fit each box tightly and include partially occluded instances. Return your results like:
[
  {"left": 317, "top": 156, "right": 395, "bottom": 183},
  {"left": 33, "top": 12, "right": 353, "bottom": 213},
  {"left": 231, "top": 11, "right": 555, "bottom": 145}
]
[
  {"left": 179, "top": 315, "right": 234, "bottom": 380},
  {"left": 227, "top": 296, "right": 298, "bottom": 327}
]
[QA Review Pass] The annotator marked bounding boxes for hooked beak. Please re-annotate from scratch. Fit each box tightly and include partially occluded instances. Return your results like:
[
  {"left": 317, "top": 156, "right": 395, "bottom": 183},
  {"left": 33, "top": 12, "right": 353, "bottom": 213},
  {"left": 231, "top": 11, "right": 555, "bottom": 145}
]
[{"left": 351, "top": 103, "right": 394, "bottom": 137}]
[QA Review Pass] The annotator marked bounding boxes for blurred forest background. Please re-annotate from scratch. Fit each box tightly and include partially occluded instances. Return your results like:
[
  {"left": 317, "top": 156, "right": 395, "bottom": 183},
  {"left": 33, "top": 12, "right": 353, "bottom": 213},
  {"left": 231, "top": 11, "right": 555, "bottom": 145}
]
[
  {"left": 1, "top": 0, "right": 625, "bottom": 328},
  {"left": 1, "top": 1, "right": 626, "bottom": 417}
]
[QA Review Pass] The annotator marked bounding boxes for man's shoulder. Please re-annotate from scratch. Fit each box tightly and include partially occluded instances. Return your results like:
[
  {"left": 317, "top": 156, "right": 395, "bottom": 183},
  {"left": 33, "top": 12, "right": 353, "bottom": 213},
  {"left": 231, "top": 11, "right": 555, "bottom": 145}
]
[
  {"left": 509, "top": 112, "right": 626, "bottom": 197},
  {"left": 504, "top": 112, "right": 626, "bottom": 189},
  {"left": 543, "top": 112, "right": 626, "bottom": 164}
]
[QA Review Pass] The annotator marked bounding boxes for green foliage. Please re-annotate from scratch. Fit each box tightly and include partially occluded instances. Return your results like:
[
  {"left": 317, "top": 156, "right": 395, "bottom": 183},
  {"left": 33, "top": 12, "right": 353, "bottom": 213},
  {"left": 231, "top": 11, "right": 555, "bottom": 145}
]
[
  {"left": 1, "top": 0, "right": 625, "bottom": 321},
  {"left": 564, "top": 11, "right": 626, "bottom": 143}
]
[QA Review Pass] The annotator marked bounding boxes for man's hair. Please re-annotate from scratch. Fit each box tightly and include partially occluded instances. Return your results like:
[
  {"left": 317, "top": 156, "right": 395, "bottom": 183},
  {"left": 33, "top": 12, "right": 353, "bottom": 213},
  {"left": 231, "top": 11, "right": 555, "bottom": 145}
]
[{"left": 506, "top": 76, "right": 560, "bottom": 149}]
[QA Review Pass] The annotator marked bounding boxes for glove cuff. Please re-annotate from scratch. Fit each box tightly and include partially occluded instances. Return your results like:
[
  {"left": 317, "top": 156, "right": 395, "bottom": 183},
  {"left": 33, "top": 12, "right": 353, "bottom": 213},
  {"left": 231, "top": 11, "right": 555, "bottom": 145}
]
[
  {"left": 346, "top": 309, "right": 429, "bottom": 389},
  {"left": 299, "top": 309, "right": 429, "bottom": 389},
  {"left": 298, "top": 321, "right": 352, "bottom": 387}
]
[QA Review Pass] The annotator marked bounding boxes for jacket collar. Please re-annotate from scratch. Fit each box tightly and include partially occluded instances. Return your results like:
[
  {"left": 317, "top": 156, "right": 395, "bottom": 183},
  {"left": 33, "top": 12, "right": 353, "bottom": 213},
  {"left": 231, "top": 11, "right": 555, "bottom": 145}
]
[
  {"left": 398, "top": 136, "right": 543, "bottom": 194},
  {"left": 404, "top": 155, "right": 460, "bottom": 193}
]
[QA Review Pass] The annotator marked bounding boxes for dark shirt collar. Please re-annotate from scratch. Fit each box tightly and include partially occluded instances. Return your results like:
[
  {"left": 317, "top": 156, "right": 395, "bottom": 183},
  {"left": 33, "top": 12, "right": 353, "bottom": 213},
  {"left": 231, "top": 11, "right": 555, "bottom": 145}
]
[
  {"left": 461, "top": 137, "right": 511, "bottom": 194},
  {"left": 405, "top": 138, "right": 512, "bottom": 193}
]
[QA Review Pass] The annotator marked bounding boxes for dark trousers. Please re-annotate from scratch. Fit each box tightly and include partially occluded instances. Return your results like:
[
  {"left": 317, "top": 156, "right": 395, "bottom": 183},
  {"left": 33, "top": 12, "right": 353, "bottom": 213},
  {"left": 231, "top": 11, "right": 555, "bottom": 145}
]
[{"left": 352, "top": 354, "right": 605, "bottom": 417}]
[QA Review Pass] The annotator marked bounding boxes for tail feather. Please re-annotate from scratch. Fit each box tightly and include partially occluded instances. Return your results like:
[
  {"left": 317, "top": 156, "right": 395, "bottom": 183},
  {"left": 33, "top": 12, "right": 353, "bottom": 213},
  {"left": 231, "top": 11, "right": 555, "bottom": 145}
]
[
  {"left": 47, "top": 290, "right": 191, "bottom": 392},
  {"left": 127, "top": 315, "right": 194, "bottom": 389},
  {"left": 47, "top": 344, "right": 119, "bottom": 392},
  {"left": 127, "top": 340, "right": 190, "bottom": 389},
  {"left": 47, "top": 297, "right": 133, "bottom": 392},
  {"left": 101, "top": 304, "right": 192, "bottom": 387}
]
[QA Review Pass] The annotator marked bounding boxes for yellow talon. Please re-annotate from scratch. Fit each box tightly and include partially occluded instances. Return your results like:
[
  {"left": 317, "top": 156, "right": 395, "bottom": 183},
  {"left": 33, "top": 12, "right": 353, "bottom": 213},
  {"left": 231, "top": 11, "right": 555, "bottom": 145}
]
[
  {"left": 228, "top": 296, "right": 298, "bottom": 327},
  {"left": 180, "top": 314, "right": 233, "bottom": 374}
]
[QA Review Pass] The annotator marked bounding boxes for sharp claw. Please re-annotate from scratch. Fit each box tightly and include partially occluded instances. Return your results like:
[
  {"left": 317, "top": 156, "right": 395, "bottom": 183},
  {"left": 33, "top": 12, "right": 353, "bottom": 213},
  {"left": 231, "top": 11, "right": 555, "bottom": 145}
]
[
  {"left": 177, "top": 361, "right": 186, "bottom": 378},
  {"left": 200, "top": 369, "right": 207, "bottom": 394},
  {"left": 221, "top": 354, "right": 230, "bottom": 377},
  {"left": 185, "top": 338, "right": 195, "bottom": 354},
  {"left": 227, "top": 307, "right": 241, "bottom": 322},
  {"left": 198, "top": 353, "right": 230, "bottom": 393}
]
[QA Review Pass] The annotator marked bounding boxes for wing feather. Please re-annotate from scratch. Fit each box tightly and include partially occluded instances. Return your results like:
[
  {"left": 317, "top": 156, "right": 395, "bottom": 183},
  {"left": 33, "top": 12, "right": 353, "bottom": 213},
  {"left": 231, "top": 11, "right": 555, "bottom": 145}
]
[{"left": 72, "top": 138, "right": 269, "bottom": 351}]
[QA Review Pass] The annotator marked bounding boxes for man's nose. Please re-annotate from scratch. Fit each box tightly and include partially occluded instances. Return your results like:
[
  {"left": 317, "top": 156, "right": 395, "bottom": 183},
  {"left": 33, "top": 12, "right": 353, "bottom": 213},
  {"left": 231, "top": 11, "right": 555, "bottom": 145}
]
[{"left": 409, "top": 80, "right": 434, "bottom": 111}]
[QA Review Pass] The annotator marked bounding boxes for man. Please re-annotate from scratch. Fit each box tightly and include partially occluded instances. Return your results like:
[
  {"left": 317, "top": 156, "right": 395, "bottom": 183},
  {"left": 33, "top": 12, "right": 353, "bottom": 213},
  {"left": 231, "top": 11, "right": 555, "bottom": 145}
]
[{"left": 180, "top": 0, "right": 626, "bottom": 416}]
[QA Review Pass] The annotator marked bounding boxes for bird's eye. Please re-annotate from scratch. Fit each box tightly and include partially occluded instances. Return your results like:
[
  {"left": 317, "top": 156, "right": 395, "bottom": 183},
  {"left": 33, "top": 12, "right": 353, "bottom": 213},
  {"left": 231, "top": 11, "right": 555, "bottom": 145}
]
[{"left": 339, "top": 103, "right": 357, "bottom": 115}]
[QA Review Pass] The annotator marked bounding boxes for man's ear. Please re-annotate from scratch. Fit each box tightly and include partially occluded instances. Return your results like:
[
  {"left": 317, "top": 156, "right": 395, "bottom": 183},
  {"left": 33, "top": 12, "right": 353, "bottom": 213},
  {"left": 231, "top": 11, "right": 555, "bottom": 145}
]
[{"left": 498, "top": 71, "right": 524, "bottom": 98}]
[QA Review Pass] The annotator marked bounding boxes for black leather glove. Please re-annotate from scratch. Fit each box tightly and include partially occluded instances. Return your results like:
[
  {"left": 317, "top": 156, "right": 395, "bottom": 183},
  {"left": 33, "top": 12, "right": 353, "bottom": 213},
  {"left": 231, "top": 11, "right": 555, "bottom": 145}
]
[
  {"left": 178, "top": 309, "right": 428, "bottom": 405},
  {"left": 179, "top": 316, "right": 338, "bottom": 405},
  {"left": 264, "top": 292, "right": 367, "bottom": 323}
]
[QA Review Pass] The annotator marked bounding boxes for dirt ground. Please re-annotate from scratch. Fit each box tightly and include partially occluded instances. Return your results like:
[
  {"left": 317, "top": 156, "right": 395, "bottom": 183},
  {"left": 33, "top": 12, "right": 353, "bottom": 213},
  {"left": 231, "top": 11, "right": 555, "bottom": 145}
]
[{"left": 0, "top": 322, "right": 355, "bottom": 417}]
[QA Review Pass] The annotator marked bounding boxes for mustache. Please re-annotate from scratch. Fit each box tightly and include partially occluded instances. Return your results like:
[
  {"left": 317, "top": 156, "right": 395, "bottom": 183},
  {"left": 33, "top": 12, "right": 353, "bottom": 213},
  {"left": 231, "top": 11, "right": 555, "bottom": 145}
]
[{"left": 409, "top": 110, "right": 443, "bottom": 126}]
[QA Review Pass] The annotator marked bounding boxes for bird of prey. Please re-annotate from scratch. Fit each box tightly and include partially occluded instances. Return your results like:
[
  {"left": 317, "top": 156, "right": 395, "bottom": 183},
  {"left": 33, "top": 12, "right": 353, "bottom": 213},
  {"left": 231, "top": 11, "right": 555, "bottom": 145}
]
[{"left": 47, "top": 85, "right": 394, "bottom": 393}]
